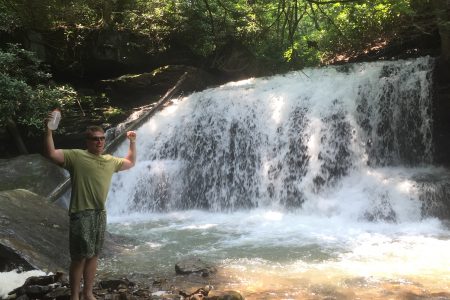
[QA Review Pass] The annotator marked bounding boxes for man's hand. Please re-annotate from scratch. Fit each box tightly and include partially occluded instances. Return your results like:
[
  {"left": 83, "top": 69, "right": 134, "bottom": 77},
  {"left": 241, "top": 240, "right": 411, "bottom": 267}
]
[
  {"left": 120, "top": 131, "right": 137, "bottom": 171},
  {"left": 44, "top": 111, "right": 64, "bottom": 165},
  {"left": 44, "top": 112, "right": 53, "bottom": 131},
  {"left": 127, "top": 131, "right": 137, "bottom": 142}
]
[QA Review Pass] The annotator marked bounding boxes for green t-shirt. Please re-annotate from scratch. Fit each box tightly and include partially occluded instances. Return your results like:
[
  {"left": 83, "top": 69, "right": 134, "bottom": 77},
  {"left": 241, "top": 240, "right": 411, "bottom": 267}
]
[{"left": 62, "top": 149, "right": 124, "bottom": 213}]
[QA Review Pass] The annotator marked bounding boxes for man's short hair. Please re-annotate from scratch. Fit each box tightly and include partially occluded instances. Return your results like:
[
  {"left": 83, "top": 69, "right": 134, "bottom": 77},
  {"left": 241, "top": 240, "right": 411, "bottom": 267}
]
[{"left": 85, "top": 126, "right": 104, "bottom": 138}]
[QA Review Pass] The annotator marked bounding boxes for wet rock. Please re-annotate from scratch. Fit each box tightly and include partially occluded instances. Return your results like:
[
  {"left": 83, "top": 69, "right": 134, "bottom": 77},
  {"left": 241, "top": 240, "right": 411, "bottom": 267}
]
[
  {"left": 99, "top": 65, "right": 216, "bottom": 104},
  {"left": 5, "top": 273, "right": 243, "bottom": 300},
  {"left": 151, "top": 292, "right": 181, "bottom": 300},
  {"left": 15, "top": 285, "right": 54, "bottom": 298},
  {"left": 132, "top": 289, "right": 149, "bottom": 297},
  {"left": 21, "top": 272, "right": 65, "bottom": 287},
  {"left": 205, "top": 290, "right": 244, "bottom": 300},
  {"left": 0, "top": 189, "right": 70, "bottom": 272},
  {"left": 8, "top": 272, "right": 66, "bottom": 299},
  {"left": 152, "top": 278, "right": 168, "bottom": 287},
  {"left": 0, "top": 188, "right": 128, "bottom": 272},
  {"left": 415, "top": 170, "right": 450, "bottom": 219},
  {"left": 0, "top": 244, "right": 35, "bottom": 273},
  {"left": 175, "top": 258, "right": 217, "bottom": 277},
  {"left": 179, "top": 286, "right": 211, "bottom": 299},
  {"left": 0, "top": 154, "right": 68, "bottom": 198},
  {"left": 43, "top": 287, "right": 70, "bottom": 300},
  {"left": 99, "top": 278, "right": 135, "bottom": 291},
  {"left": 15, "top": 295, "right": 30, "bottom": 300}
]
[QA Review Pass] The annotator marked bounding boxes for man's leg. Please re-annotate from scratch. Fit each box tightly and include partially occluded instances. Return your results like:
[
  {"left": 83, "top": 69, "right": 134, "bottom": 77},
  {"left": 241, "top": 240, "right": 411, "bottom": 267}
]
[
  {"left": 70, "top": 211, "right": 103, "bottom": 300},
  {"left": 70, "top": 258, "right": 85, "bottom": 300},
  {"left": 81, "top": 210, "right": 105, "bottom": 300},
  {"left": 82, "top": 256, "right": 98, "bottom": 300}
]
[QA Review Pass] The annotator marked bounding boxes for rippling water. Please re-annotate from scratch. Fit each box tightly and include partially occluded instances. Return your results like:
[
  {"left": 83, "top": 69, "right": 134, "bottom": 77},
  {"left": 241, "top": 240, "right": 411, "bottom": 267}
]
[
  {"left": 101, "top": 208, "right": 450, "bottom": 298},
  {"left": 102, "top": 57, "right": 450, "bottom": 298}
]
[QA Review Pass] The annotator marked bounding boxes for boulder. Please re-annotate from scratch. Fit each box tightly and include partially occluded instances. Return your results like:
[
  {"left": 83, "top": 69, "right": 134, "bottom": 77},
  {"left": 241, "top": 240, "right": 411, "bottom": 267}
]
[
  {"left": 0, "top": 189, "right": 132, "bottom": 273},
  {"left": 175, "top": 258, "right": 217, "bottom": 277},
  {"left": 0, "top": 189, "right": 70, "bottom": 272},
  {"left": 98, "top": 278, "right": 134, "bottom": 291},
  {"left": 8, "top": 272, "right": 67, "bottom": 299},
  {"left": 0, "top": 154, "right": 68, "bottom": 198},
  {"left": 206, "top": 290, "right": 244, "bottom": 300}
]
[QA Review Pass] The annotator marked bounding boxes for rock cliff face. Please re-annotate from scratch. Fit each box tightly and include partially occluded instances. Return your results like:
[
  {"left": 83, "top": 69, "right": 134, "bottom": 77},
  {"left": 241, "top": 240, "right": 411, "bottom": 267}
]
[
  {"left": 432, "top": 58, "right": 450, "bottom": 166},
  {"left": 18, "top": 28, "right": 202, "bottom": 82}
]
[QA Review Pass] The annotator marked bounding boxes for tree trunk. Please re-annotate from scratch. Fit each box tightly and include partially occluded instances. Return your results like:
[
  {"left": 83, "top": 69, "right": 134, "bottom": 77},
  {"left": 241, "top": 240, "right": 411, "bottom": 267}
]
[
  {"left": 6, "top": 118, "right": 28, "bottom": 155},
  {"left": 101, "top": 0, "right": 113, "bottom": 28}
]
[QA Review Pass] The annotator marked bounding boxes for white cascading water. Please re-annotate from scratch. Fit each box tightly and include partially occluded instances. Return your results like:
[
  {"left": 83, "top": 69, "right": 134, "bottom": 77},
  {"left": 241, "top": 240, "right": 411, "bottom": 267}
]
[{"left": 104, "top": 56, "right": 450, "bottom": 299}]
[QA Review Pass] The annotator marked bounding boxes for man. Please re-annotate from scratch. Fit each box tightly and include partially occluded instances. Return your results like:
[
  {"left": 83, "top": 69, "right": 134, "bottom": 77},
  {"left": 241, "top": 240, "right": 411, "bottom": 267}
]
[{"left": 45, "top": 122, "right": 137, "bottom": 300}]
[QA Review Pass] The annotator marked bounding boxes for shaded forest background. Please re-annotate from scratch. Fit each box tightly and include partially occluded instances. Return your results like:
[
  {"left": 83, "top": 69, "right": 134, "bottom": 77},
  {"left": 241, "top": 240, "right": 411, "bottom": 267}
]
[{"left": 0, "top": 0, "right": 449, "bottom": 157}]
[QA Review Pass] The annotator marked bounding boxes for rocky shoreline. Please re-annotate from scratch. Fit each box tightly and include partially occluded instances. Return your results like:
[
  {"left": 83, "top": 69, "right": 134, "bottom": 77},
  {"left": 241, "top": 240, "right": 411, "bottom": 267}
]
[
  {"left": 3, "top": 270, "right": 244, "bottom": 300},
  {"left": 0, "top": 185, "right": 243, "bottom": 300}
]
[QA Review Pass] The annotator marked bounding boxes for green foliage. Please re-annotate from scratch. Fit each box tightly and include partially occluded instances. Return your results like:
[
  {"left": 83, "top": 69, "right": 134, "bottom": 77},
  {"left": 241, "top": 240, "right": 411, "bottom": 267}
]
[
  {"left": 318, "top": 1, "right": 413, "bottom": 57},
  {"left": 119, "top": 0, "right": 413, "bottom": 68},
  {"left": 103, "top": 106, "right": 124, "bottom": 121},
  {"left": 0, "top": 44, "right": 77, "bottom": 135},
  {"left": 118, "top": 0, "right": 186, "bottom": 51},
  {"left": 0, "top": 0, "right": 424, "bottom": 71},
  {"left": 0, "top": 1, "right": 22, "bottom": 33},
  {"left": 0, "top": 44, "right": 51, "bottom": 84},
  {"left": 0, "top": 73, "right": 31, "bottom": 124}
]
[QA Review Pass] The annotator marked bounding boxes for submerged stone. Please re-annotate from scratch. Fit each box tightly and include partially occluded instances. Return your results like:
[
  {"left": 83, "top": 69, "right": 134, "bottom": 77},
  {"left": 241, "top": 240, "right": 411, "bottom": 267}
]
[{"left": 175, "top": 258, "right": 217, "bottom": 277}]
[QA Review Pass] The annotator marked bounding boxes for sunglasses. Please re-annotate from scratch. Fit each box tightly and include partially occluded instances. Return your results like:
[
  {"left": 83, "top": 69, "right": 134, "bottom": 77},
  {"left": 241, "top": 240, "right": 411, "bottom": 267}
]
[{"left": 88, "top": 136, "right": 106, "bottom": 141}]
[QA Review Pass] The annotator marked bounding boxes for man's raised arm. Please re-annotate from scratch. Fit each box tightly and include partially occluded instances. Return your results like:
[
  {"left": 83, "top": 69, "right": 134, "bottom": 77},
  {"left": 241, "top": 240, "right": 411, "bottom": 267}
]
[
  {"left": 45, "top": 126, "right": 65, "bottom": 165},
  {"left": 120, "top": 131, "right": 136, "bottom": 171}
]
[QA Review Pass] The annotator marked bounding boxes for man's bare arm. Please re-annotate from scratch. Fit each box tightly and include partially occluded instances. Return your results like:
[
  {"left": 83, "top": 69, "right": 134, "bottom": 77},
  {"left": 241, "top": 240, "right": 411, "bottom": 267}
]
[
  {"left": 120, "top": 131, "right": 137, "bottom": 171},
  {"left": 45, "top": 127, "right": 65, "bottom": 165}
]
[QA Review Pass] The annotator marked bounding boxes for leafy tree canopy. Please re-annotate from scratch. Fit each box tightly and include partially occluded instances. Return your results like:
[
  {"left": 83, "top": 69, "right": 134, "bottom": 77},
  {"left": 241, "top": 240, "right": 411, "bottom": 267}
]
[
  {"left": 0, "top": 0, "right": 430, "bottom": 68},
  {"left": 0, "top": 0, "right": 446, "bottom": 155}
]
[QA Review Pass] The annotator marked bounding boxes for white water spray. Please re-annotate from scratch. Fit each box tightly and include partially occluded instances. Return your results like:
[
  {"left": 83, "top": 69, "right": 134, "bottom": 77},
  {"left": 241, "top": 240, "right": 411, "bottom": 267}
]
[
  {"left": 103, "top": 57, "right": 450, "bottom": 299},
  {"left": 108, "top": 56, "right": 437, "bottom": 220}
]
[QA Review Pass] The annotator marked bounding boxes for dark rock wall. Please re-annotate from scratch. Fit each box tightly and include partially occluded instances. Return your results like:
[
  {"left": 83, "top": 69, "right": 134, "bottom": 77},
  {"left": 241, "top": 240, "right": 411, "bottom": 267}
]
[
  {"left": 432, "top": 58, "right": 450, "bottom": 166},
  {"left": 16, "top": 28, "right": 201, "bottom": 83}
]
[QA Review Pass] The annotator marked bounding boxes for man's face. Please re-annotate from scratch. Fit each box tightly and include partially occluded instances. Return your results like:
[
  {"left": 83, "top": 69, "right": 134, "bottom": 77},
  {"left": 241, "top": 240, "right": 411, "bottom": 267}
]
[{"left": 86, "top": 131, "right": 106, "bottom": 155}]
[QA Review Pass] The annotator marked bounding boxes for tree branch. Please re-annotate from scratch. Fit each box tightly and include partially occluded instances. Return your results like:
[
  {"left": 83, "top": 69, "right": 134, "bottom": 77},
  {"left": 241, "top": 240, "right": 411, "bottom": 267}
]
[
  {"left": 316, "top": 4, "right": 351, "bottom": 44},
  {"left": 308, "top": 2, "right": 321, "bottom": 30},
  {"left": 203, "top": 0, "right": 216, "bottom": 41}
]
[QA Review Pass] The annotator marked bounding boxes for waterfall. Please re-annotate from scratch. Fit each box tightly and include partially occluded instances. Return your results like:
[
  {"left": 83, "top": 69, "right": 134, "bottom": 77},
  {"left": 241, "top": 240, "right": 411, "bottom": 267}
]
[
  {"left": 103, "top": 57, "right": 450, "bottom": 298},
  {"left": 108, "top": 56, "right": 446, "bottom": 221}
]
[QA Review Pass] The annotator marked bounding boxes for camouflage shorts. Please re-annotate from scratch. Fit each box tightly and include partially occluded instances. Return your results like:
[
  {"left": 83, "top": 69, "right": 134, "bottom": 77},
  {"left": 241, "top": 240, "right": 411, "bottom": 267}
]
[{"left": 69, "top": 210, "right": 106, "bottom": 261}]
